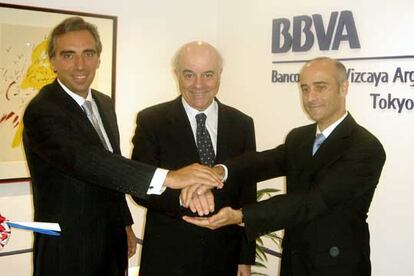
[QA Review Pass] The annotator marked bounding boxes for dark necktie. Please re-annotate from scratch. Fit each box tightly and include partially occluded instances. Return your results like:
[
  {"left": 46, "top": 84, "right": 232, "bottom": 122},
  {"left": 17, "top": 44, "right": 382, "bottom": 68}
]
[
  {"left": 195, "top": 113, "right": 215, "bottom": 167},
  {"left": 312, "top": 133, "right": 326, "bottom": 156},
  {"left": 82, "top": 100, "right": 109, "bottom": 150}
]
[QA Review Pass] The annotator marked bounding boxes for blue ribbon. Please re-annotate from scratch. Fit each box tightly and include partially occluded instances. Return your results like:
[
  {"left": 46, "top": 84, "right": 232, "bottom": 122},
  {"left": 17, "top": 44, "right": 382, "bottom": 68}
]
[{"left": 7, "top": 222, "right": 60, "bottom": 236}]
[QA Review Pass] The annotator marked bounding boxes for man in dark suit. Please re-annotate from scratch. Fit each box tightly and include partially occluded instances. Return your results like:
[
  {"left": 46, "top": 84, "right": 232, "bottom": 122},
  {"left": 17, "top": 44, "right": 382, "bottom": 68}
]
[
  {"left": 131, "top": 41, "right": 256, "bottom": 275},
  {"left": 23, "top": 18, "right": 222, "bottom": 276},
  {"left": 184, "top": 57, "right": 386, "bottom": 276}
]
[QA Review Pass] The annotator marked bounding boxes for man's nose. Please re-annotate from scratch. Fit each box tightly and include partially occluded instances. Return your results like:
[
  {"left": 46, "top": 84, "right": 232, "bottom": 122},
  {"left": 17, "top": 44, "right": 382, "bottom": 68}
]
[
  {"left": 74, "top": 56, "right": 85, "bottom": 69},
  {"left": 194, "top": 75, "right": 204, "bottom": 87},
  {"left": 307, "top": 88, "right": 319, "bottom": 102}
]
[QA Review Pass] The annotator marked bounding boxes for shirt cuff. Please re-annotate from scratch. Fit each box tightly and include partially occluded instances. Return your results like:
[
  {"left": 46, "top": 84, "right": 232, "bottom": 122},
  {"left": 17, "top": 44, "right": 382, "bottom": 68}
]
[
  {"left": 146, "top": 168, "right": 168, "bottom": 195},
  {"left": 214, "top": 164, "right": 228, "bottom": 182}
]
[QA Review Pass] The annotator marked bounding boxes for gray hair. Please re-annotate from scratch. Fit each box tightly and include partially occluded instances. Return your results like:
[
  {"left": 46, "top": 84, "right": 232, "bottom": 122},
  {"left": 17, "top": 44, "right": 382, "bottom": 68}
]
[{"left": 48, "top": 16, "right": 102, "bottom": 58}]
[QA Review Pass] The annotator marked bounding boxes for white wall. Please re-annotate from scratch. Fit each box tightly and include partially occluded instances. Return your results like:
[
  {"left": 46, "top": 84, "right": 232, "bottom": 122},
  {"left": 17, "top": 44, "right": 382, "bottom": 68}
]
[{"left": 1, "top": 0, "right": 413, "bottom": 275}]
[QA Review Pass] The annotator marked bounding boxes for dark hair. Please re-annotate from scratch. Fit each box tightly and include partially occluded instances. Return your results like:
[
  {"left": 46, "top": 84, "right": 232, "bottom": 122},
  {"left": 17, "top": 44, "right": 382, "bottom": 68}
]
[{"left": 47, "top": 16, "right": 102, "bottom": 58}]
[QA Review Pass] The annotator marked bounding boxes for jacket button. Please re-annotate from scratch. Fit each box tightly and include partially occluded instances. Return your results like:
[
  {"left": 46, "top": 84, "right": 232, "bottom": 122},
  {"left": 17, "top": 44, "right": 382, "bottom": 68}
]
[{"left": 329, "top": 246, "right": 340, "bottom": 257}]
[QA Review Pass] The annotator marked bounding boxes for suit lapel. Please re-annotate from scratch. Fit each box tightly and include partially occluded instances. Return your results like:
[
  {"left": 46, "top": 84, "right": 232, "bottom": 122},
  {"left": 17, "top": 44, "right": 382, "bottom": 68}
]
[
  {"left": 51, "top": 81, "right": 97, "bottom": 141},
  {"left": 164, "top": 97, "right": 200, "bottom": 163},
  {"left": 92, "top": 91, "right": 119, "bottom": 153},
  {"left": 51, "top": 80, "right": 86, "bottom": 118},
  {"left": 215, "top": 101, "right": 231, "bottom": 163},
  {"left": 163, "top": 97, "right": 231, "bottom": 165},
  {"left": 50, "top": 81, "right": 112, "bottom": 151},
  {"left": 289, "top": 125, "right": 316, "bottom": 178},
  {"left": 309, "top": 114, "right": 355, "bottom": 173}
]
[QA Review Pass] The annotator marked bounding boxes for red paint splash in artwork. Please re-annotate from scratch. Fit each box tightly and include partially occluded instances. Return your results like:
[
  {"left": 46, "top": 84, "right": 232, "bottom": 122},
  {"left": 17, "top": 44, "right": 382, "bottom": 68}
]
[{"left": 0, "top": 112, "right": 20, "bottom": 128}]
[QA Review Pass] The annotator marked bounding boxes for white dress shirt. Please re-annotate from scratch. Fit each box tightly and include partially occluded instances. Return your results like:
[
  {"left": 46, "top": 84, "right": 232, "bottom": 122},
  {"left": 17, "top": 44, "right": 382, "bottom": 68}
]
[
  {"left": 181, "top": 97, "right": 218, "bottom": 153},
  {"left": 316, "top": 112, "right": 348, "bottom": 138}
]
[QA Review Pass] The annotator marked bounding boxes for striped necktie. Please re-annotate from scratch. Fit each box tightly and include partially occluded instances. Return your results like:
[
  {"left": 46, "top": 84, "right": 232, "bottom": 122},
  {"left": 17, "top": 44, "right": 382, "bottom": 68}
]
[
  {"left": 312, "top": 133, "right": 326, "bottom": 156},
  {"left": 82, "top": 100, "right": 109, "bottom": 150}
]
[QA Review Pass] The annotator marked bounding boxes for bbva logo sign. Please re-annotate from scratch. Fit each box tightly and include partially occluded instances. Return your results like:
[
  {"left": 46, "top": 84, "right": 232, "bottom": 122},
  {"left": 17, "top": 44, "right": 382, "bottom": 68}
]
[{"left": 272, "top": 10, "right": 361, "bottom": 53}]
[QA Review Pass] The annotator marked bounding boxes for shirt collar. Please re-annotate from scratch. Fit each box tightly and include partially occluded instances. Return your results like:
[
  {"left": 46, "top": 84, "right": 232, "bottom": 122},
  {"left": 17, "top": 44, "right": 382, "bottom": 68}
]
[
  {"left": 57, "top": 78, "right": 92, "bottom": 107},
  {"left": 181, "top": 97, "right": 218, "bottom": 118},
  {"left": 317, "top": 111, "right": 348, "bottom": 138}
]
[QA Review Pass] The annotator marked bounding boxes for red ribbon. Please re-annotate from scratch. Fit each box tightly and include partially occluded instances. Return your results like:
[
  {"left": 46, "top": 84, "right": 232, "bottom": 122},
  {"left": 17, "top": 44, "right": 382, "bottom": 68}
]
[{"left": 0, "top": 214, "right": 11, "bottom": 248}]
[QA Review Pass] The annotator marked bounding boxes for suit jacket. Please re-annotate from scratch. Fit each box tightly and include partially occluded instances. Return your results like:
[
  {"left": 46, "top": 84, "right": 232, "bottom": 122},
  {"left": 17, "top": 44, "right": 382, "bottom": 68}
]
[
  {"left": 131, "top": 97, "right": 256, "bottom": 276},
  {"left": 23, "top": 80, "right": 157, "bottom": 276},
  {"left": 226, "top": 114, "right": 386, "bottom": 276}
]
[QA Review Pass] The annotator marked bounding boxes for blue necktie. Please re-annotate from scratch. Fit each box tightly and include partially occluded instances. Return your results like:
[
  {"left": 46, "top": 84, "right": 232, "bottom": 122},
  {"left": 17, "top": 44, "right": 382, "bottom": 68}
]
[
  {"left": 312, "top": 133, "right": 326, "bottom": 156},
  {"left": 195, "top": 113, "right": 215, "bottom": 167}
]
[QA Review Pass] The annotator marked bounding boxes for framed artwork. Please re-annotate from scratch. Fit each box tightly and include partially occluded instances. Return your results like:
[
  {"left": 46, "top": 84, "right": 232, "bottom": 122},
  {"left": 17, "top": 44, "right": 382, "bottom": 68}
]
[{"left": 0, "top": 3, "right": 117, "bottom": 182}]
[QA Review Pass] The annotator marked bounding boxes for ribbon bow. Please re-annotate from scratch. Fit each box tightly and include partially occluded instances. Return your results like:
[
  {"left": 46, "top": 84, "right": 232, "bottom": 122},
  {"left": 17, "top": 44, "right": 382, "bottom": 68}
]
[
  {"left": 0, "top": 214, "right": 11, "bottom": 248},
  {"left": 0, "top": 213, "right": 61, "bottom": 249}
]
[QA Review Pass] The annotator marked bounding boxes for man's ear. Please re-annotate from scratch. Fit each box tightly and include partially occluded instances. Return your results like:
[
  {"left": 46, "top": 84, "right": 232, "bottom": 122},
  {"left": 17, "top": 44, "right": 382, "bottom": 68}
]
[
  {"left": 50, "top": 57, "right": 57, "bottom": 72},
  {"left": 340, "top": 80, "right": 349, "bottom": 96}
]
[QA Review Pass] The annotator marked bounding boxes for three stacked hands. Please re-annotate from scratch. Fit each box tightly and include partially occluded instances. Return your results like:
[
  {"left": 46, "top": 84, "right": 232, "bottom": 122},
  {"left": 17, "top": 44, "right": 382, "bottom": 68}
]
[
  {"left": 0, "top": 163, "right": 238, "bottom": 249},
  {"left": 168, "top": 164, "right": 243, "bottom": 230}
]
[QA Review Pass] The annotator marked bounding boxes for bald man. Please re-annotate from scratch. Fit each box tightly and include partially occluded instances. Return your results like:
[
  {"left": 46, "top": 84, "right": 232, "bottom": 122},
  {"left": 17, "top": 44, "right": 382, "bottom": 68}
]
[
  {"left": 131, "top": 41, "right": 256, "bottom": 276},
  {"left": 184, "top": 57, "right": 386, "bottom": 276}
]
